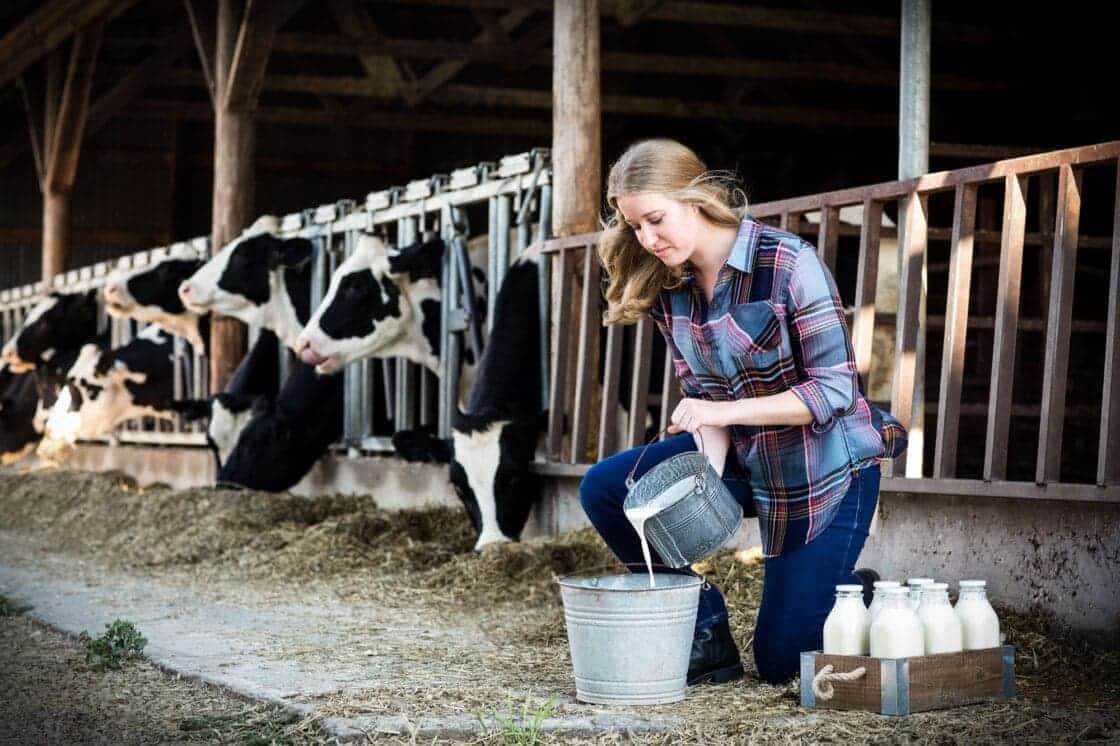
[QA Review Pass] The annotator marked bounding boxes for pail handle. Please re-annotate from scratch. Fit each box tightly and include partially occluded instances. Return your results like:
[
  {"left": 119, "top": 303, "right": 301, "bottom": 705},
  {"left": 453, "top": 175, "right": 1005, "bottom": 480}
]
[{"left": 625, "top": 427, "right": 707, "bottom": 491}]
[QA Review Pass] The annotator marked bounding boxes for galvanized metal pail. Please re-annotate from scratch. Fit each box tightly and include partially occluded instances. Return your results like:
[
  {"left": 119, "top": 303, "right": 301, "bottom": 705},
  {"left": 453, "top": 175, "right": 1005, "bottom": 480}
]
[
  {"left": 622, "top": 429, "right": 744, "bottom": 568},
  {"left": 558, "top": 573, "right": 701, "bottom": 705}
]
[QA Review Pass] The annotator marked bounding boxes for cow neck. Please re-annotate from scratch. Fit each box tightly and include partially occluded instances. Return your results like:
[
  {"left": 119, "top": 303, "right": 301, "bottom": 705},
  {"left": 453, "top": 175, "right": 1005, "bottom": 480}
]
[
  {"left": 263, "top": 265, "right": 311, "bottom": 351},
  {"left": 163, "top": 312, "right": 208, "bottom": 353}
]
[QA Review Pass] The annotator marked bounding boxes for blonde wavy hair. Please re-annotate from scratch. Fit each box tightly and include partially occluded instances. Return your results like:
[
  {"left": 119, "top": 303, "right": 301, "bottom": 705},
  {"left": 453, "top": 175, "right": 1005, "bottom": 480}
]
[{"left": 599, "top": 139, "right": 749, "bottom": 324}]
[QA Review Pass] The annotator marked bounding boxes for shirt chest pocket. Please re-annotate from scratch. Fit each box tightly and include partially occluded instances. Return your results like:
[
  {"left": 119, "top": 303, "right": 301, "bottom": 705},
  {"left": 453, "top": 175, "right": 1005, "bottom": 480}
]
[
  {"left": 720, "top": 301, "right": 786, "bottom": 379},
  {"left": 726, "top": 301, "right": 781, "bottom": 352}
]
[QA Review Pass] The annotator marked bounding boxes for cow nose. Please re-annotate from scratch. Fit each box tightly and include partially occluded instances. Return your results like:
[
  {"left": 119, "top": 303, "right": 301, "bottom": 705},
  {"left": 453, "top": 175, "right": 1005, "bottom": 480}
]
[
  {"left": 179, "top": 281, "right": 192, "bottom": 299},
  {"left": 104, "top": 283, "right": 121, "bottom": 300},
  {"left": 296, "top": 336, "right": 324, "bottom": 366}
]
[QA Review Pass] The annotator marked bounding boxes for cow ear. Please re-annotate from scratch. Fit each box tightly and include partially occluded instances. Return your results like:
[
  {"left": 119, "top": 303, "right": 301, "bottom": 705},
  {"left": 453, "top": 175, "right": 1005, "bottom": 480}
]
[
  {"left": 387, "top": 237, "right": 445, "bottom": 281},
  {"left": 269, "top": 237, "right": 313, "bottom": 269}
]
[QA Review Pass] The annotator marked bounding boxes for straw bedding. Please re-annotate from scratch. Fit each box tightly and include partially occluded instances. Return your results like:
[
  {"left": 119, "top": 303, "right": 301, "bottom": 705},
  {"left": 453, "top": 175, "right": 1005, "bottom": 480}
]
[{"left": 1, "top": 467, "right": 1116, "bottom": 743}]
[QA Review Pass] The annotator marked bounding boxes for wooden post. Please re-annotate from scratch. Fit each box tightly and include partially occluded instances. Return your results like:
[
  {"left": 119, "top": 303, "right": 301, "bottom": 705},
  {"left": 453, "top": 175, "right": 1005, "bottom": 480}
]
[
  {"left": 38, "top": 25, "right": 102, "bottom": 285},
  {"left": 197, "top": 0, "right": 305, "bottom": 390},
  {"left": 553, "top": 0, "right": 601, "bottom": 459},
  {"left": 207, "top": 0, "right": 251, "bottom": 391}
]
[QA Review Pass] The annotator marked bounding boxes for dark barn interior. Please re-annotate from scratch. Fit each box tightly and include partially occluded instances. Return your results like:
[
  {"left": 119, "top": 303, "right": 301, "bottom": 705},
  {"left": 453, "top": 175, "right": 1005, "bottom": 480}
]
[{"left": 1, "top": 1, "right": 1115, "bottom": 287}]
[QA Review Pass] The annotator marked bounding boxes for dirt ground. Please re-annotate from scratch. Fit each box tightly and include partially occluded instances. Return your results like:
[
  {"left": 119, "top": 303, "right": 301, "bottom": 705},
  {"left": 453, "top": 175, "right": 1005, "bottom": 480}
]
[{"left": 1, "top": 467, "right": 1118, "bottom": 744}]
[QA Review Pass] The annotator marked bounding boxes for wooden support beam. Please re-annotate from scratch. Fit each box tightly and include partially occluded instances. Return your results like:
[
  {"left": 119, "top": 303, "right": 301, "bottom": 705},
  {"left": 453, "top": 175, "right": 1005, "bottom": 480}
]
[
  {"left": 38, "top": 23, "right": 102, "bottom": 284},
  {"left": 267, "top": 32, "right": 1021, "bottom": 93},
  {"left": 0, "top": 0, "right": 140, "bottom": 89},
  {"left": 16, "top": 76, "right": 45, "bottom": 188},
  {"left": 46, "top": 23, "right": 103, "bottom": 193},
  {"left": 162, "top": 67, "right": 897, "bottom": 129},
  {"left": 44, "top": 46, "right": 64, "bottom": 182},
  {"left": 412, "top": 6, "right": 535, "bottom": 104},
  {"left": 0, "top": 33, "right": 192, "bottom": 173},
  {"left": 223, "top": 0, "right": 307, "bottom": 111},
  {"left": 888, "top": 194, "right": 927, "bottom": 477},
  {"left": 182, "top": 0, "right": 217, "bottom": 104},
  {"left": 125, "top": 99, "right": 552, "bottom": 137},
  {"left": 554, "top": 0, "right": 601, "bottom": 464},
  {"left": 326, "top": 0, "right": 413, "bottom": 98}
]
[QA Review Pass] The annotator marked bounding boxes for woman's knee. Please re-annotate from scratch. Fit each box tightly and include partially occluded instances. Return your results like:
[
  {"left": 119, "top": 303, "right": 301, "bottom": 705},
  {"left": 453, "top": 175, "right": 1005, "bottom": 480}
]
[{"left": 578, "top": 461, "right": 616, "bottom": 520}]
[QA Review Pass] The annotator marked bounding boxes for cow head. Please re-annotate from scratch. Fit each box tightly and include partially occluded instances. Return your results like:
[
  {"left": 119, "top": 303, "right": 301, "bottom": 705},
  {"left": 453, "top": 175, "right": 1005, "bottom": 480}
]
[
  {"left": 1, "top": 290, "right": 99, "bottom": 372},
  {"left": 296, "top": 233, "right": 443, "bottom": 375},
  {"left": 450, "top": 418, "right": 545, "bottom": 551},
  {"left": 178, "top": 217, "right": 312, "bottom": 350},
  {"left": 104, "top": 249, "right": 207, "bottom": 350}
]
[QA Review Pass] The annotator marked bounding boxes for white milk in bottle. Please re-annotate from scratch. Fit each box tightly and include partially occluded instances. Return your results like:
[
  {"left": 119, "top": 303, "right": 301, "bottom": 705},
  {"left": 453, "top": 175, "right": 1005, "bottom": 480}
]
[
  {"left": 868, "top": 580, "right": 902, "bottom": 621},
  {"left": 823, "top": 584, "right": 871, "bottom": 655},
  {"left": 907, "top": 578, "right": 934, "bottom": 611},
  {"left": 918, "top": 582, "right": 963, "bottom": 654},
  {"left": 955, "top": 579, "right": 1001, "bottom": 649},
  {"left": 624, "top": 480, "right": 698, "bottom": 588},
  {"left": 870, "top": 587, "right": 924, "bottom": 658}
]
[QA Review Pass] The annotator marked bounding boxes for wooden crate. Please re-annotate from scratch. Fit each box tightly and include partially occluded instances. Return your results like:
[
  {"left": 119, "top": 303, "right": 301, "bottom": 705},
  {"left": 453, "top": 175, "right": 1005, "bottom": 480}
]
[{"left": 800, "top": 646, "right": 1015, "bottom": 715}]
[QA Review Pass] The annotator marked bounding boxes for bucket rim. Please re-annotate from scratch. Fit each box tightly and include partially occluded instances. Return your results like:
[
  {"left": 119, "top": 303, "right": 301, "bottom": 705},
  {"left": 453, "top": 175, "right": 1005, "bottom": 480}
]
[{"left": 556, "top": 573, "right": 703, "bottom": 592}]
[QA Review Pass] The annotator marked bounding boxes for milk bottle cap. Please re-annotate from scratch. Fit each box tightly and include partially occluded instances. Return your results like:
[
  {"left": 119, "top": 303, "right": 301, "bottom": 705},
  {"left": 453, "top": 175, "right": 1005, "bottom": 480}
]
[
  {"left": 883, "top": 586, "right": 909, "bottom": 596},
  {"left": 873, "top": 581, "right": 901, "bottom": 589},
  {"left": 835, "top": 584, "right": 864, "bottom": 593},
  {"left": 959, "top": 579, "right": 987, "bottom": 588},
  {"left": 925, "top": 582, "right": 949, "bottom": 591},
  {"left": 907, "top": 578, "right": 934, "bottom": 586}
]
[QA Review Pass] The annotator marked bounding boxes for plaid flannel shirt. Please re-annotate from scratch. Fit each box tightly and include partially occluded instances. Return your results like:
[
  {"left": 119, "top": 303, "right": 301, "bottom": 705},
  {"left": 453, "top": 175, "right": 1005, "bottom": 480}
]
[{"left": 648, "top": 217, "right": 907, "bottom": 557}]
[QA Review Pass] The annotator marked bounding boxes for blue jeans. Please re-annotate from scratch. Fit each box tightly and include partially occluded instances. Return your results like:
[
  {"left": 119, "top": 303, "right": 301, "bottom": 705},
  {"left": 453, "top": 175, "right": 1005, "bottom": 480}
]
[{"left": 578, "top": 432, "right": 880, "bottom": 684}]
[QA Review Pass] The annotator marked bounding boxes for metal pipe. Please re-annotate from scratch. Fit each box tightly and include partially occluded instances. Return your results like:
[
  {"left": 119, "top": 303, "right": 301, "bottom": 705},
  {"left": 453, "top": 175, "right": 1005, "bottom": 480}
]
[
  {"left": 487, "top": 196, "right": 498, "bottom": 334},
  {"left": 899, "top": 0, "right": 931, "bottom": 478},
  {"left": 496, "top": 193, "right": 512, "bottom": 303}
]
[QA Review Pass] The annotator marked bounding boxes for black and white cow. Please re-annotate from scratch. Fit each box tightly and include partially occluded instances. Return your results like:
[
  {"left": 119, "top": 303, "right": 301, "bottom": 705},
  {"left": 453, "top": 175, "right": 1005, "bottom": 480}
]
[
  {"left": 391, "top": 250, "right": 547, "bottom": 550},
  {"left": 170, "top": 330, "right": 283, "bottom": 468},
  {"left": 448, "top": 252, "right": 547, "bottom": 548},
  {"left": 41, "top": 324, "right": 178, "bottom": 445},
  {"left": 103, "top": 249, "right": 281, "bottom": 466},
  {"left": 179, "top": 216, "right": 311, "bottom": 351},
  {"left": 103, "top": 247, "right": 209, "bottom": 351},
  {"left": 214, "top": 359, "right": 345, "bottom": 491},
  {"left": 174, "top": 219, "right": 350, "bottom": 489},
  {"left": 1, "top": 290, "right": 100, "bottom": 373},
  {"left": 296, "top": 232, "right": 487, "bottom": 395},
  {"left": 0, "top": 291, "right": 103, "bottom": 460}
]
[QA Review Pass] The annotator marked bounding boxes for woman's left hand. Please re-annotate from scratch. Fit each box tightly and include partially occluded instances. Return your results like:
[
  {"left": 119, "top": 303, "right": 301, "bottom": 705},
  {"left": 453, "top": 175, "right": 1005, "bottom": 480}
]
[{"left": 667, "top": 398, "right": 732, "bottom": 434}]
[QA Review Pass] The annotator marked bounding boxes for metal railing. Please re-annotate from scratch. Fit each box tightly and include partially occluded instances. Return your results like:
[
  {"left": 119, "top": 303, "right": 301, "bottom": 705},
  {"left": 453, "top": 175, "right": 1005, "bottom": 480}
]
[{"left": 537, "top": 142, "right": 1120, "bottom": 503}]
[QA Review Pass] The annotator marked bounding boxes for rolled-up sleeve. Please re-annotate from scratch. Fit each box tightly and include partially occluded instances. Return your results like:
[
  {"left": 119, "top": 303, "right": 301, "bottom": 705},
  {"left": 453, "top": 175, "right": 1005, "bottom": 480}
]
[
  {"left": 649, "top": 295, "right": 705, "bottom": 399},
  {"left": 785, "top": 247, "right": 859, "bottom": 429}
]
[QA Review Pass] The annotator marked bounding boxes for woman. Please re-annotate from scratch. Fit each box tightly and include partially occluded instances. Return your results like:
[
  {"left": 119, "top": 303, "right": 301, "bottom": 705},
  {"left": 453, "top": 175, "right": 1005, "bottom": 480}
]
[{"left": 579, "top": 139, "right": 907, "bottom": 685}]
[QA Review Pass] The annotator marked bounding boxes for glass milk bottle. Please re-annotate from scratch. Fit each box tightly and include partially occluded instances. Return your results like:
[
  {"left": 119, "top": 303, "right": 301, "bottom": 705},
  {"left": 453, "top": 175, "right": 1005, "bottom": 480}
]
[
  {"left": 917, "top": 582, "right": 963, "bottom": 654},
  {"left": 870, "top": 587, "right": 924, "bottom": 658},
  {"left": 907, "top": 578, "right": 934, "bottom": 611},
  {"left": 955, "top": 580, "right": 1001, "bottom": 650},
  {"left": 868, "top": 580, "right": 902, "bottom": 621},
  {"left": 823, "top": 584, "right": 871, "bottom": 655}
]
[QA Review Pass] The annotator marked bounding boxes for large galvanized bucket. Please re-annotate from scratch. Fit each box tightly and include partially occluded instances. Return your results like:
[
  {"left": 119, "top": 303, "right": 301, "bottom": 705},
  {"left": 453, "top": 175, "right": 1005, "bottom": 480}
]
[
  {"left": 622, "top": 430, "right": 744, "bottom": 568},
  {"left": 558, "top": 574, "right": 701, "bottom": 705}
]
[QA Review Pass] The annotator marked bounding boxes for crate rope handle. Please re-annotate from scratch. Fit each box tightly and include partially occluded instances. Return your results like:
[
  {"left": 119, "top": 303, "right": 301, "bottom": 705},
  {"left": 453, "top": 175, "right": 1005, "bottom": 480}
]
[{"left": 811, "top": 664, "right": 867, "bottom": 700}]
